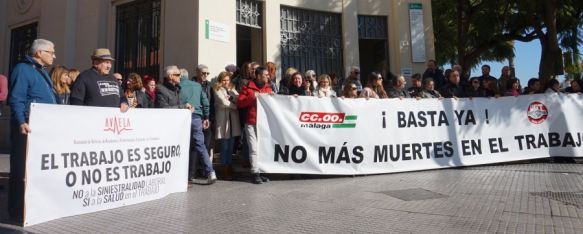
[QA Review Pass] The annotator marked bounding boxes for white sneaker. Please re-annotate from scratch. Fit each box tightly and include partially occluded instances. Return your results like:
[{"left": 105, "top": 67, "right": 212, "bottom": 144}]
[{"left": 207, "top": 171, "right": 217, "bottom": 184}]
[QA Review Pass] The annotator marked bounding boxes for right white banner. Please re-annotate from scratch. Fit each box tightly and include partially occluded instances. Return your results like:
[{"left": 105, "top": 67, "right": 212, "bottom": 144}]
[{"left": 256, "top": 94, "right": 583, "bottom": 175}]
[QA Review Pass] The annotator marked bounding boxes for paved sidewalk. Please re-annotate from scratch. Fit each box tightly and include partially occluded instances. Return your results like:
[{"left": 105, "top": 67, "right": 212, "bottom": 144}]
[{"left": 1, "top": 161, "right": 583, "bottom": 233}]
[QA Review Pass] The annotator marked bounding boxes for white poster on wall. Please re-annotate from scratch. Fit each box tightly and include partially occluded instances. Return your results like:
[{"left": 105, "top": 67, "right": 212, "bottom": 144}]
[
  {"left": 205, "top": 19, "right": 230, "bottom": 42},
  {"left": 256, "top": 94, "right": 583, "bottom": 175},
  {"left": 24, "top": 104, "right": 191, "bottom": 226},
  {"left": 409, "top": 3, "right": 426, "bottom": 63}
]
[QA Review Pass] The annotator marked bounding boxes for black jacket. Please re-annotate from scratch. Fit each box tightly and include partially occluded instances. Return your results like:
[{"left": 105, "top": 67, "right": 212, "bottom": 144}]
[{"left": 155, "top": 81, "right": 186, "bottom": 109}]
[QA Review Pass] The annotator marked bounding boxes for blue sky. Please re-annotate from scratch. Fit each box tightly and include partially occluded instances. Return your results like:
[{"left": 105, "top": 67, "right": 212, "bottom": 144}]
[{"left": 471, "top": 41, "right": 583, "bottom": 86}]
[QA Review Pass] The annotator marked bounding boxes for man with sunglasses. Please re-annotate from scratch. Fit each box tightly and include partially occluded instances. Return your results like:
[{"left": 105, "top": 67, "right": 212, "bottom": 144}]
[{"left": 192, "top": 64, "right": 214, "bottom": 171}]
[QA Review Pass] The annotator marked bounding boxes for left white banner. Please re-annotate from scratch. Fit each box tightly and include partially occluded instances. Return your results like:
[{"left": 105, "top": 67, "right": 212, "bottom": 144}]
[{"left": 24, "top": 103, "right": 191, "bottom": 226}]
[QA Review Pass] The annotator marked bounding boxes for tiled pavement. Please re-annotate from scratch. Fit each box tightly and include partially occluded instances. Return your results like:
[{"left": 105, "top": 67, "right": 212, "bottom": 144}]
[{"left": 1, "top": 160, "right": 583, "bottom": 233}]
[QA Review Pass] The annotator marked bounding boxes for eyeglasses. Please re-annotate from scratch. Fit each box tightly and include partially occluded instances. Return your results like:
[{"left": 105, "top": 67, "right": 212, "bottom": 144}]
[
  {"left": 201, "top": 72, "right": 210, "bottom": 76},
  {"left": 42, "top": 50, "right": 56, "bottom": 56}
]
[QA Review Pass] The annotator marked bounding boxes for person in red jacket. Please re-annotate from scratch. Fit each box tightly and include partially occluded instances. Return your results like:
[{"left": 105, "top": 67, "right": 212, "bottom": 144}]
[{"left": 237, "top": 66, "right": 273, "bottom": 184}]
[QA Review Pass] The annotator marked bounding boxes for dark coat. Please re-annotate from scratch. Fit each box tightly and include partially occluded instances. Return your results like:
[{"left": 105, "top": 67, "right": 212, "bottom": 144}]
[{"left": 156, "top": 81, "right": 186, "bottom": 109}]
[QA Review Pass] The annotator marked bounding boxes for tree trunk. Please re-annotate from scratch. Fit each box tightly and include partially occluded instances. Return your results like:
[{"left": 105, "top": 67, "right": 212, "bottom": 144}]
[
  {"left": 456, "top": 0, "right": 472, "bottom": 79},
  {"left": 538, "top": 0, "right": 562, "bottom": 85}
]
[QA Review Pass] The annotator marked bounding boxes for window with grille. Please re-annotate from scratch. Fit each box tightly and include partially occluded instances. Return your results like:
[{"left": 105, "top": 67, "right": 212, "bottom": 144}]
[
  {"left": 280, "top": 6, "right": 344, "bottom": 78},
  {"left": 115, "top": 0, "right": 161, "bottom": 79},
  {"left": 237, "top": 0, "right": 262, "bottom": 28},
  {"left": 358, "top": 15, "right": 388, "bottom": 39}
]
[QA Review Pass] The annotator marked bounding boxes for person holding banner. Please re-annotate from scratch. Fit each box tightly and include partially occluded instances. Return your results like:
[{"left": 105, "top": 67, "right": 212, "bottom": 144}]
[
  {"left": 523, "top": 78, "right": 542, "bottom": 95},
  {"left": 360, "top": 72, "right": 388, "bottom": 99},
  {"left": 7, "top": 38, "right": 59, "bottom": 224},
  {"left": 279, "top": 72, "right": 308, "bottom": 96},
  {"left": 420, "top": 78, "right": 442, "bottom": 99},
  {"left": 238, "top": 66, "right": 273, "bottom": 184},
  {"left": 69, "top": 48, "right": 128, "bottom": 111},
  {"left": 314, "top": 74, "right": 336, "bottom": 98},
  {"left": 341, "top": 82, "right": 359, "bottom": 99},
  {"left": 165, "top": 65, "right": 216, "bottom": 185},
  {"left": 439, "top": 70, "right": 467, "bottom": 98},
  {"left": 387, "top": 75, "right": 411, "bottom": 99}
]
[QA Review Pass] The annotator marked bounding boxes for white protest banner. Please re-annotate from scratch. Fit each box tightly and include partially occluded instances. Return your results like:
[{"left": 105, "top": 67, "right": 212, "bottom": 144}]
[
  {"left": 257, "top": 94, "right": 583, "bottom": 175},
  {"left": 24, "top": 104, "right": 191, "bottom": 226}
]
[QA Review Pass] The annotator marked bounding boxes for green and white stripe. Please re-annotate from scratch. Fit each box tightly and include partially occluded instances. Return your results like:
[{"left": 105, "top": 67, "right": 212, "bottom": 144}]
[{"left": 333, "top": 115, "right": 357, "bottom": 128}]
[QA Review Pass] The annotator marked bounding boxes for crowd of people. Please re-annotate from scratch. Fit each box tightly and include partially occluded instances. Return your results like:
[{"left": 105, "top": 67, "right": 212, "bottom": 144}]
[{"left": 4, "top": 38, "right": 583, "bottom": 224}]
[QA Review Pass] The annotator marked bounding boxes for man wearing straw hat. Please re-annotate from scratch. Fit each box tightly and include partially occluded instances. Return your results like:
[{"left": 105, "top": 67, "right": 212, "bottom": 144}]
[{"left": 70, "top": 48, "right": 127, "bottom": 110}]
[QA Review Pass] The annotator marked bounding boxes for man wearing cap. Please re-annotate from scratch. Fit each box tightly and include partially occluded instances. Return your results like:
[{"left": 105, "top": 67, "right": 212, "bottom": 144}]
[{"left": 70, "top": 48, "right": 127, "bottom": 109}]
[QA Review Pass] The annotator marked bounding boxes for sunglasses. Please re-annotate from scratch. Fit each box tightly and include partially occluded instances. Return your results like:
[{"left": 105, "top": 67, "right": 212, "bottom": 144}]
[{"left": 201, "top": 72, "right": 210, "bottom": 76}]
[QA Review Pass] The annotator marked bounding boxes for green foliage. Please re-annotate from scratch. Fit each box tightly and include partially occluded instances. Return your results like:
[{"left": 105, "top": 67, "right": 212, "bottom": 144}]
[{"left": 432, "top": 0, "right": 582, "bottom": 80}]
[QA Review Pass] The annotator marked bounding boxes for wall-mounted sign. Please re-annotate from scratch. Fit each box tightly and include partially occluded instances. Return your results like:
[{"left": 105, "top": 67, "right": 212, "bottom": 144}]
[
  {"left": 400, "top": 67, "right": 413, "bottom": 77},
  {"left": 205, "top": 20, "right": 230, "bottom": 43},
  {"left": 409, "top": 3, "right": 426, "bottom": 63}
]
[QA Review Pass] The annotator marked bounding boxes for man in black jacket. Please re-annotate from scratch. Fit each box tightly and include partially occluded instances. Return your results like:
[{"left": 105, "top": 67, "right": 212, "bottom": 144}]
[{"left": 70, "top": 48, "right": 128, "bottom": 111}]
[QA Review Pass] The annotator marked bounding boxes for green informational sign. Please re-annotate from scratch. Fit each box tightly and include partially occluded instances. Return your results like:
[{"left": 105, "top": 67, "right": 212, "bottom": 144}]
[
  {"left": 409, "top": 3, "right": 422, "bottom": 9},
  {"left": 205, "top": 20, "right": 209, "bottom": 39}
]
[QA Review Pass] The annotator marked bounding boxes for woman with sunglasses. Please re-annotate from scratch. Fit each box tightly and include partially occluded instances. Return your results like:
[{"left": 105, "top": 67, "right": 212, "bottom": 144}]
[
  {"left": 465, "top": 77, "right": 485, "bottom": 98},
  {"left": 341, "top": 82, "right": 359, "bottom": 99},
  {"left": 360, "top": 72, "right": 388, "bottom": 99}
]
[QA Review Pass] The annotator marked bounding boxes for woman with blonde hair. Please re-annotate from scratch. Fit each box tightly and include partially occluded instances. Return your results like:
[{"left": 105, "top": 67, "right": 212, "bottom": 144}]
[
  {"left": 68, "top": 68, "right": 80, "bottom": 84},
  {"left": 213, "top": 71, "right": 241, "bottom": 180},
  {"left": 314, "top": 74, "right": 336, "bottom": 97},
  {"left": 124, "top": 73, "right": 152, "bottom": 108},
  {"left": 50, "top": 65, "right": 71, "bottom": 104}
]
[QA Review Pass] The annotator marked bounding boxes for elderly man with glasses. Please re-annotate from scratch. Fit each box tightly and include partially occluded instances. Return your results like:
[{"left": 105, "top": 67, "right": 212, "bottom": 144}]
[
  {"left": 191, "top": 64, "right": 215, "bottom": 170},
  {"left": 8, "top": 38, "right": 59, "bottom": 224},
  {"left": 158, "top": 65, "right": 216, "bottom": 185}
]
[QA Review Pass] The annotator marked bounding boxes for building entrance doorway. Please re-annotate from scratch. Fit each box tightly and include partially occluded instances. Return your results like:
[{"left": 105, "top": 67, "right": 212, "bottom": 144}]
[
  {"left": 236, "top": 25, "right": 263, "bottom": 66},
  {"left": 236, "top": 0, "right": 263, "bottom": 67},
  {"left": 358, "top": 16, "right": 389, "bottom": 86}
]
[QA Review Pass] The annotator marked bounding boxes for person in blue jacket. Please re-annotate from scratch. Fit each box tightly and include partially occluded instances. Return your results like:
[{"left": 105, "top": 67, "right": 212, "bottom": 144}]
[{"left": 7, "top": 38, "right": 58, "bottom": 224}]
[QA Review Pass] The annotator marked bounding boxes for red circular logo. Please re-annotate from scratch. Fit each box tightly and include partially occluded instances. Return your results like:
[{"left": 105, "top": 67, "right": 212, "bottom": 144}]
[{"left": 527, "top": 101, "right": 548, "bottom": 124}]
